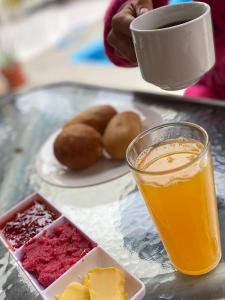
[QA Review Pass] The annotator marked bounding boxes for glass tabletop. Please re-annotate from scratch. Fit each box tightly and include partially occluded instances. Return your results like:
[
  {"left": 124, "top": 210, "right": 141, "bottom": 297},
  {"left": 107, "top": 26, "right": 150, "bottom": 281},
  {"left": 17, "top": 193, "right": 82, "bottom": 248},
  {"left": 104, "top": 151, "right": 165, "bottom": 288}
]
[{"left": 0, "top": 83, "right": 225, "bottom": 300}]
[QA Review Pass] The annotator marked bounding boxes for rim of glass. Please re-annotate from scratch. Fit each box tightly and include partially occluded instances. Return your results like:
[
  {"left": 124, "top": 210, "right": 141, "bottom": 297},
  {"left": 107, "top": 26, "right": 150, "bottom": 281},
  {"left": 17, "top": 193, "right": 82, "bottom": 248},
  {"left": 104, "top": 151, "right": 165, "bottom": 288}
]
[{"left": 126, "top": 121, "right": 209, "bottom": 176}]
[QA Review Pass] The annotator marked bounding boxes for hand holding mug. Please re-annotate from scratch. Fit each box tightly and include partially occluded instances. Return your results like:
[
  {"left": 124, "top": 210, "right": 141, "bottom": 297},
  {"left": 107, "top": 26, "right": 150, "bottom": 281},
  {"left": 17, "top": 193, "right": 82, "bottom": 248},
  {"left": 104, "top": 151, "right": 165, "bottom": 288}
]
[{"left": 107, "top": 0, "right": 153, "bottom": 64}]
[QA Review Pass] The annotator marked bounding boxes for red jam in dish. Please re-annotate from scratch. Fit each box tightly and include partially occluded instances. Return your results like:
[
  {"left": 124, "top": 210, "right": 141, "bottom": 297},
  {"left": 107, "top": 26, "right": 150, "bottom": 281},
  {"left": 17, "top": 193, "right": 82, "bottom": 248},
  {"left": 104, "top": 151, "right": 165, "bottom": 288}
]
[
  {"left": 21, "top": 222, "right": 95, "bottom": 288},
  {"left": 1, "top": 202, "right": 58, "bottom": 250}
]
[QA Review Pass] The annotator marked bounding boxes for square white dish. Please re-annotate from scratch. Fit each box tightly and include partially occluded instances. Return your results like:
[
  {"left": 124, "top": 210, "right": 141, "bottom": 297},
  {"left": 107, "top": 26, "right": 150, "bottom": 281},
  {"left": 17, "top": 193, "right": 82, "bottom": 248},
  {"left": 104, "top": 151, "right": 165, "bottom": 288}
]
[
  {"left": 0, "top": 193, "right": 61, "bottom": 252},
  {"left": 0, "top": 193, "right": 146, "bottom": 300},
  {"left": 43, "top": 246, "right": 145, "bottom": 300},
  {"left": 16, "top": 215, "right": 97, "bottom": 293}
]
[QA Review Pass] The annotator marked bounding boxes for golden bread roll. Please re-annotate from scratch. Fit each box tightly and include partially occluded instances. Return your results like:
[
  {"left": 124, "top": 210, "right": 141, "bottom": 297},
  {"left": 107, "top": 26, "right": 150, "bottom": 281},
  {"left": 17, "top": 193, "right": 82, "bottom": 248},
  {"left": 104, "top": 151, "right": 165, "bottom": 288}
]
[
  {"left": 64, "top": 105, "right": 117, "bottom": 134},
  {"left": 103, "top": 111, "right": 142, "bottom": 160},
  {"left": 54, "top": 124, "right": 102, "bottom": 170}
]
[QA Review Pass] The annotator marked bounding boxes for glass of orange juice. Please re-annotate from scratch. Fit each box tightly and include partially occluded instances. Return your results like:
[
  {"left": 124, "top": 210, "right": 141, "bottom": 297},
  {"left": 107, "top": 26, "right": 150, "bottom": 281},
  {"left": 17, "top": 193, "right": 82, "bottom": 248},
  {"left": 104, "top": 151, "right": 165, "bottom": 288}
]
[{"left": 126, "top": 122, "right": 221, "bottom": 275}]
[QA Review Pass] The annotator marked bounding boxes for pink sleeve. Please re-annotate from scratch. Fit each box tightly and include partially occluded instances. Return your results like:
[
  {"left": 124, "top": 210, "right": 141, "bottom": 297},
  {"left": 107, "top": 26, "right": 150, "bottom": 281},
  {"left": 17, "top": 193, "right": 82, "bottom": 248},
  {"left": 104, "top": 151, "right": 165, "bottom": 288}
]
[
  {"left": 104, "top": 0, "right": 168, "bottom": 67},
  {"left": 195, "top": 0, "right": 225, "bottom": 98}
]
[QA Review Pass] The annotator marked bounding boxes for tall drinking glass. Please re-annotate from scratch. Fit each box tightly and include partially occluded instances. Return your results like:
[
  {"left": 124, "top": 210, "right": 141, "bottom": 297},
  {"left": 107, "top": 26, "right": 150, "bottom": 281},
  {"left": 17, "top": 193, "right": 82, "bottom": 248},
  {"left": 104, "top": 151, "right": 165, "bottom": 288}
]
[{"left": 126, "top": 122, "right": 221, "bottom": 275}]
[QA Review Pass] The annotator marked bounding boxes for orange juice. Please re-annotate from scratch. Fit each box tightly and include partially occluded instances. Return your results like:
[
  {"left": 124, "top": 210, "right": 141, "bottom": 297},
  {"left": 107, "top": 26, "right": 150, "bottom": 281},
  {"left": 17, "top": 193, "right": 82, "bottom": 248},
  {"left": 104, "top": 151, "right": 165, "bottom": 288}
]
[{"left": 135, "top": 138, "right": 221, "bottom": 275}]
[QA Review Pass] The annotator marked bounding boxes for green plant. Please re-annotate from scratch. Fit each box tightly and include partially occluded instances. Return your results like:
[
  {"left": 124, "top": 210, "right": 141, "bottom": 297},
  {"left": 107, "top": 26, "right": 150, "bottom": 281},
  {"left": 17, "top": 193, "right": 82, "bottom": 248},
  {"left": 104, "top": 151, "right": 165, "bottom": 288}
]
[
  {"left": 4, "top": 0, "right": 24, "bottom": 7},
  {"left": 0, "top": 48, "right": 16, "bottom": 69}
]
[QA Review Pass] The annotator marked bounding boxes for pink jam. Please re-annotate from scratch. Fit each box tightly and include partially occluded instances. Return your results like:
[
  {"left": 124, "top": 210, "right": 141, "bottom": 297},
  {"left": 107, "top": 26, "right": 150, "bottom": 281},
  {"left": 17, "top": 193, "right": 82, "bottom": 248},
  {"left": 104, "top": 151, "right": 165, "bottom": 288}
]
[
  {"left": 22, "top": 222, "right": 95, "bottom": 288},
  {"left": 2, "top": 202, "right": 58, "bottom": 250}
]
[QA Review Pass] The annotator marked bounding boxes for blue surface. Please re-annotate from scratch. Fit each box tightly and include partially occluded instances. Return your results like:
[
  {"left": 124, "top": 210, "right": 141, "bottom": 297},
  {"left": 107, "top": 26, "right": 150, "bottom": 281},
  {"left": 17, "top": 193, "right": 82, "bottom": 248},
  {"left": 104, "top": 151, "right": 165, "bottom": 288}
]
[
  {"left": 71, "top": 39, "right": 110, "bottom": 65},
  {"left": 170, "top": 0, "right": 192, "bottom": 3}
]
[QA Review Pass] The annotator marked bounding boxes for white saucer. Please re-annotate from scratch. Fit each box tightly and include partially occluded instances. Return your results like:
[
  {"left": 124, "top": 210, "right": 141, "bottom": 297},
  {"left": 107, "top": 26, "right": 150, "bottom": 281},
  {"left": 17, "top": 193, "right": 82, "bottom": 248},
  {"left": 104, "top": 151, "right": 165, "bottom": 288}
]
[{"left": 36, "top": 103, "right": 163, "bottom": 188}]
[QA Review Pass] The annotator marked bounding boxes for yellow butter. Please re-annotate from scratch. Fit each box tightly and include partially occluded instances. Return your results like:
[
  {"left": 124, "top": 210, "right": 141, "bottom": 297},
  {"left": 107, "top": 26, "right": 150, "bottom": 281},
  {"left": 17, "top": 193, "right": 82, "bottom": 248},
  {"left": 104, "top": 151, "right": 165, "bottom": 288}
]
[
  {"left": 57, "top": 282, "right": 90, "bottom": 300},
  {"left": 83, "top": 274, "right": 89, "bottom": 288},
  {"left": 83, "top": 268, "right": 126, "bottom": 300}
]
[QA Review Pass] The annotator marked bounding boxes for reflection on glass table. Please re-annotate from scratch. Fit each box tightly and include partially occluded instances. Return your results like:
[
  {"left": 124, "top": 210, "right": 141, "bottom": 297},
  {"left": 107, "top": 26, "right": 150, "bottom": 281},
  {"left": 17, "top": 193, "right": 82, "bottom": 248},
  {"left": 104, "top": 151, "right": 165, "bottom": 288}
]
[{"left": 0, "top": 83, "right": 225, "bottom": 300}]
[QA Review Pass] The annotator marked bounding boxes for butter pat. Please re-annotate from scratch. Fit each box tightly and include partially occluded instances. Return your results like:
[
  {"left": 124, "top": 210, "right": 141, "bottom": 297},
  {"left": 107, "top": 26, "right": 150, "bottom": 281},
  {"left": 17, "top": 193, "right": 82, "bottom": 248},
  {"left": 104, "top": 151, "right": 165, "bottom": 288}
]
[
  {"left": 57, "top": 282, "right": 90, "bottom": 300},
  {"left": 83, "top": 268, "right": 126, "bottom": 300}
]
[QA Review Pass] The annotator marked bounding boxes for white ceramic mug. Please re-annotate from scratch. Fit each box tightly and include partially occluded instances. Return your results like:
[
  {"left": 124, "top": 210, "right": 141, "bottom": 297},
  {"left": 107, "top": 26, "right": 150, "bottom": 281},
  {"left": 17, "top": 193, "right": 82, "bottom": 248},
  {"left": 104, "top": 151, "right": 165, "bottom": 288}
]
[{"left": 130, "top": 2, "right": 215, "bottom": 91}]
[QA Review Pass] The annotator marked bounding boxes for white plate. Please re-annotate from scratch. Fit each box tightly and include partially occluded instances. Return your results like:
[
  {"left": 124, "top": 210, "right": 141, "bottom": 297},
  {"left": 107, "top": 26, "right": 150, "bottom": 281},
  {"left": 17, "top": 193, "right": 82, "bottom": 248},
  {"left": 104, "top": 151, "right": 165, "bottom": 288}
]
[{"left": 36, "top": 103, "right": 163, "bottom": 188}]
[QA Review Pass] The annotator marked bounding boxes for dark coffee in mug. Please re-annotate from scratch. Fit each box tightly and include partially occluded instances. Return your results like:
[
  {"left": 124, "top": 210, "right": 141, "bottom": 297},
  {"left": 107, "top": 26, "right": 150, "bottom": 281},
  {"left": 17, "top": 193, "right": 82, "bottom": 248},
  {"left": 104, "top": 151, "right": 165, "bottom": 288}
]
[{"left": 157, "top": 19, "right": 191, "bottom": 29}]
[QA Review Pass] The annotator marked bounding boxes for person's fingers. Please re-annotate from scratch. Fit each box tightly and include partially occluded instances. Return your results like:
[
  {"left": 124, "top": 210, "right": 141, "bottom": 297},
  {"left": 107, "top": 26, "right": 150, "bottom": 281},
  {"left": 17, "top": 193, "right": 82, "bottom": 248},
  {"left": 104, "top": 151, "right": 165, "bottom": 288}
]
[
  {"left": 135, "top": 0, "right": 153, "bottom": 16},
  {"left": 111, "top": 5, "right": 135, "bottom": 37},
  {"left": 107, "top": 0, "right": 153, "bottom": 63},
  {"left": 111, "top": 0, "right": 153, "bottom": 38},
  {"left": 107, "top": 30, "right": 137, "bottom": 64}
]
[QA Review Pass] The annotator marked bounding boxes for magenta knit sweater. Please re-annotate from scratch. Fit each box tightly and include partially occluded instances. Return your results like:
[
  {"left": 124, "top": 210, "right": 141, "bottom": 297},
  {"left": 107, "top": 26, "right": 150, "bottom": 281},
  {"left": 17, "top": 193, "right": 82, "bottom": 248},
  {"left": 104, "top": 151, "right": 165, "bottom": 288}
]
[{"left": 104, "top": 0, "right": 225, "bottom": 100}]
